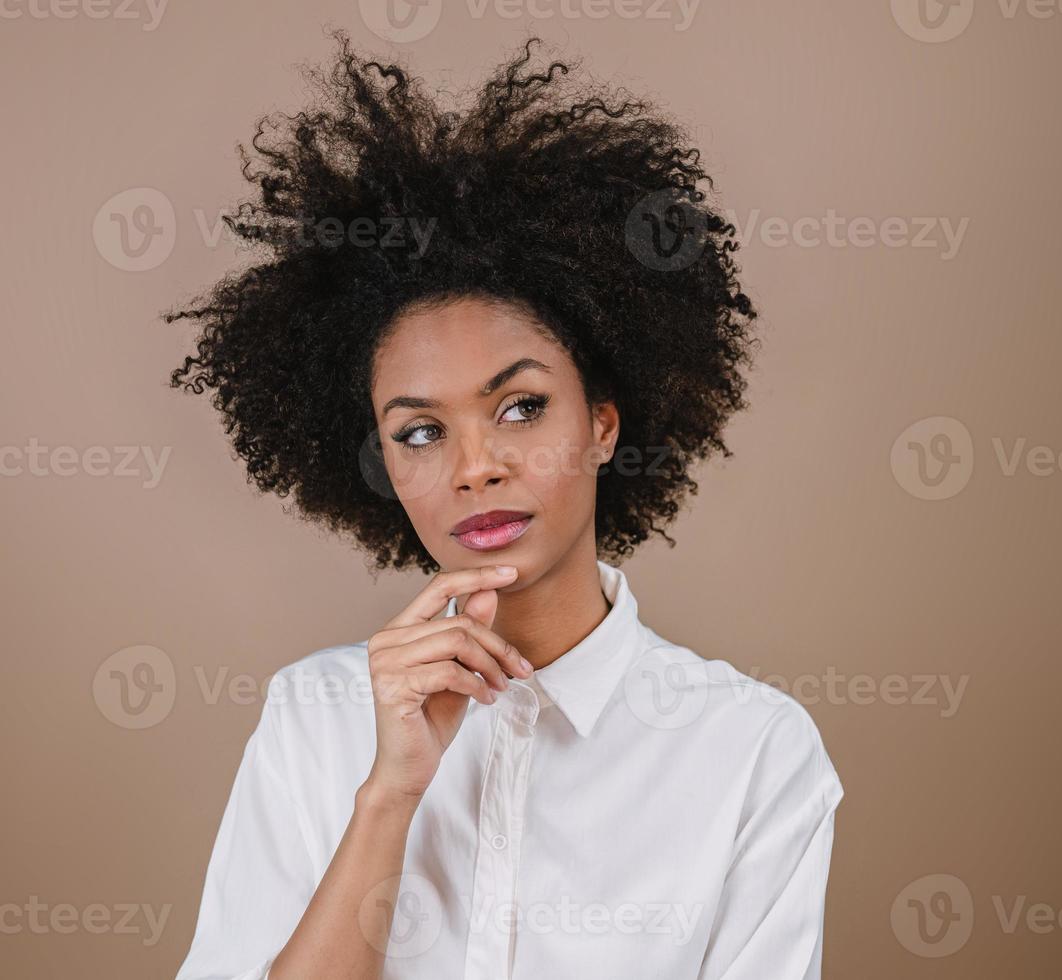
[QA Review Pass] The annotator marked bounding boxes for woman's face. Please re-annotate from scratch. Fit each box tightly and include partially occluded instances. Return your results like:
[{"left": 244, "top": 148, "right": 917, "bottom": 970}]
[{"left": 370, "top": 295, "right": 619, "bottom": 585}]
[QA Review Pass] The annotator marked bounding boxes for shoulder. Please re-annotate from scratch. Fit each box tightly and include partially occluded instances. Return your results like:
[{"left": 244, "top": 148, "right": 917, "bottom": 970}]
[
  {"left": 254, "top": 642, "right": 377, "bottom": 755},
  {"left": 268, "top": 641, "right": 372, "bottom": 695},
  {"left": 633, "top": 626, "right": 842, "bottom": 791}
]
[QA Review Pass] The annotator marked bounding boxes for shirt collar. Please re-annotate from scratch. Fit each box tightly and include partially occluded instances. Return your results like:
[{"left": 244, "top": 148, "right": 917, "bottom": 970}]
[{"left": 445, "top": 560, "right": 645, "bottom": 738}]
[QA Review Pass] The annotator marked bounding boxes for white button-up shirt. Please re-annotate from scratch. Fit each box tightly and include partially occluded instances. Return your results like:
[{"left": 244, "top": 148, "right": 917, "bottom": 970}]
[{"left": 175, "top": 560, "right": 843, "bottom": 980}]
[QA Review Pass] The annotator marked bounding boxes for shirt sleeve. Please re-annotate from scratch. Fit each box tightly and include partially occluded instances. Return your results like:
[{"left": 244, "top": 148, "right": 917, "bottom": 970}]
[
  {"left": 175, "top": 685, "right": 316, "bottom": 980},
  {"left": 698, "top": 699, "right": 844, "bottom": 980}
]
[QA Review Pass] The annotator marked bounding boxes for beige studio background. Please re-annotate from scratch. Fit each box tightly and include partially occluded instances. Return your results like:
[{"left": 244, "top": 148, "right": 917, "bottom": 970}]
[{"left": 2, "top": 1, "right": 1060, "bottom": 977}]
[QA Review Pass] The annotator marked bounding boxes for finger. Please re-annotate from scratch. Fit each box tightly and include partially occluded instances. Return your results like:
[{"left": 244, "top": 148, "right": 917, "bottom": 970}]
[
  {"left": 387, "top": 565, "right": 519, "bottom": 629},
  {"left": 387, "top": 628, "right": 510, "bottom": 692},
  {"left": 408, "top": 660, "right": 496, "bottom": 706},
  {"left": 370, "top": 614, "right": 532, "bottom": 680},
  {"left": 462, "top": 587, "right": 498, "bottom": 631},
  {"left": 460, "top": 614, "right": 531, "bottom": 679}
]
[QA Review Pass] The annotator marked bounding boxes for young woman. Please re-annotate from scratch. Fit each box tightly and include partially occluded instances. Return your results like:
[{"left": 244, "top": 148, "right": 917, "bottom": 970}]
[{"left": 168, "top": 29, "right": 842, "bottom": 980}]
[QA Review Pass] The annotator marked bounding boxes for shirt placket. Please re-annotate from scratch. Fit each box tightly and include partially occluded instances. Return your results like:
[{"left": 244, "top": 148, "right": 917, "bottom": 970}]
[{"left": 462, "top": 679, "right": 540, "bottom": 980}]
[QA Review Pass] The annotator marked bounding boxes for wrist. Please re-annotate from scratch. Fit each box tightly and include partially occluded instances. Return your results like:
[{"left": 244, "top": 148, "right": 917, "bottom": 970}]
[{"left": 356, "top": 775, "right": 424, "bottom": 816}]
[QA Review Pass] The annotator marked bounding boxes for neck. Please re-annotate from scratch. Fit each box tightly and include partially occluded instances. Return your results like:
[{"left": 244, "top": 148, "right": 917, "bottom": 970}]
[{"left": 490, "top": 536, "right": 610, "bottom": 671}]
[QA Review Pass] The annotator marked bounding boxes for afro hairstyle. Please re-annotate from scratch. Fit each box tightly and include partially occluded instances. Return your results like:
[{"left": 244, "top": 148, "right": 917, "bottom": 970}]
[{"left": 164, "top": 27, "right": 759, "bottom": 576}]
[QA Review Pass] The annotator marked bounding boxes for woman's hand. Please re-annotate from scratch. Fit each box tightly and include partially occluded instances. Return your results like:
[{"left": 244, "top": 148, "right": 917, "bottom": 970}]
[{"left": 363, "top": 564, "right": 533, "bottom": 802}]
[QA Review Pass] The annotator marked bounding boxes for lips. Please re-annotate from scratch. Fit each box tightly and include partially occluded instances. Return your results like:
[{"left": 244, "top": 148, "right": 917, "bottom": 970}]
[
  {"left": 450, "top": 509, "right": 533, "bottom": 536},
  {"left": 450, "top": 510, "right": 535, "bottom": 553}
]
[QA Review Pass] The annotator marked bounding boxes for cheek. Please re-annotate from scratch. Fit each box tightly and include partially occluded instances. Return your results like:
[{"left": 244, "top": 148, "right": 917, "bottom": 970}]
[
  {"left": 517, "top": 422, "right": 598, "bottom": 501},
  {"left": 382, "top": 443, "right": 449, "bottom": 510},
  {"left": 397, "top": 484, "right": 454, "bottom": 555}
]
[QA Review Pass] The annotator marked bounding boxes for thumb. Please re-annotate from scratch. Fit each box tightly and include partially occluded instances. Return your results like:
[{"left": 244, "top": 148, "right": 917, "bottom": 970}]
[{"left": 460, "top": 587, "right": 499, "bottom": 630}]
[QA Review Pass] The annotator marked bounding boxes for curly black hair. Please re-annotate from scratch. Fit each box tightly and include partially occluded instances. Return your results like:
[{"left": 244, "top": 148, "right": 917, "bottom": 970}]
[{"left": 164, "top": 27, "right": 759, "bottom": 577}]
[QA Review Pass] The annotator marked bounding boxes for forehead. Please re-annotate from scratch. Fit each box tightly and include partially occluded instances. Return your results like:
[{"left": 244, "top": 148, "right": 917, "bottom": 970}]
[{"left": 371, "top": 296, "right": 571, "bottom": 402}]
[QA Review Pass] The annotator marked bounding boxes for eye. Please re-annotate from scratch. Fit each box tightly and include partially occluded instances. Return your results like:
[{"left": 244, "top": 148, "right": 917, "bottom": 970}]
[
  {"left": 390, "top": 393, "right": 551, "bottom": 456},
  {"left": 499, "top": 393, "right": 551, "bottom": 426},
  {"left": 392, "top": 422, "right": 442, "bottom": 454}
]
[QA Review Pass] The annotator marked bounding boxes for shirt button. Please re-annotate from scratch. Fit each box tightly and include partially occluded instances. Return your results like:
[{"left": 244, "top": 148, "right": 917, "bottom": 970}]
[{"left": 490, "top": 833, "right": 508, "bottom": 850}]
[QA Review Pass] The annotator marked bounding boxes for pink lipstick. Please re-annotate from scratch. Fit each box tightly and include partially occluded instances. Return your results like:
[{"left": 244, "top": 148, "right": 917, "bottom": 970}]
[{"left": 450, "top": 510, "right": 534, "bottom": 552}]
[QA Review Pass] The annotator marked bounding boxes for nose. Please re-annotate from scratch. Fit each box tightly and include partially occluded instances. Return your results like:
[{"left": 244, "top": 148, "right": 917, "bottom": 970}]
[{"left": 450, "top": 421, "right": 514, "bottom": 492}]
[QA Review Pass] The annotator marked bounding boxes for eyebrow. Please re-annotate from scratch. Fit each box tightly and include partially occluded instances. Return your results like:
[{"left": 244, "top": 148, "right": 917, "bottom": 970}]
[{"left": 381, "top": 358, "right": 553, "bottom": 417}]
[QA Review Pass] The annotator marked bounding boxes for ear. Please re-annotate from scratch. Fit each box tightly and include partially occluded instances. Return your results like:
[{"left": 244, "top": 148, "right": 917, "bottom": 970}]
[{"left": 591, "top": 399, "right": 620, "bottom": 464}]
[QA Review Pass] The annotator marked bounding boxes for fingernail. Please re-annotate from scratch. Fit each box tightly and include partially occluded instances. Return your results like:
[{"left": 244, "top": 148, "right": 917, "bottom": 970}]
[
  {"left": 520, "top": 657, "right": 533, "bottom": 673},
  {"left": 495, "top": 565, "right": 517, "bottom": 576}
]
